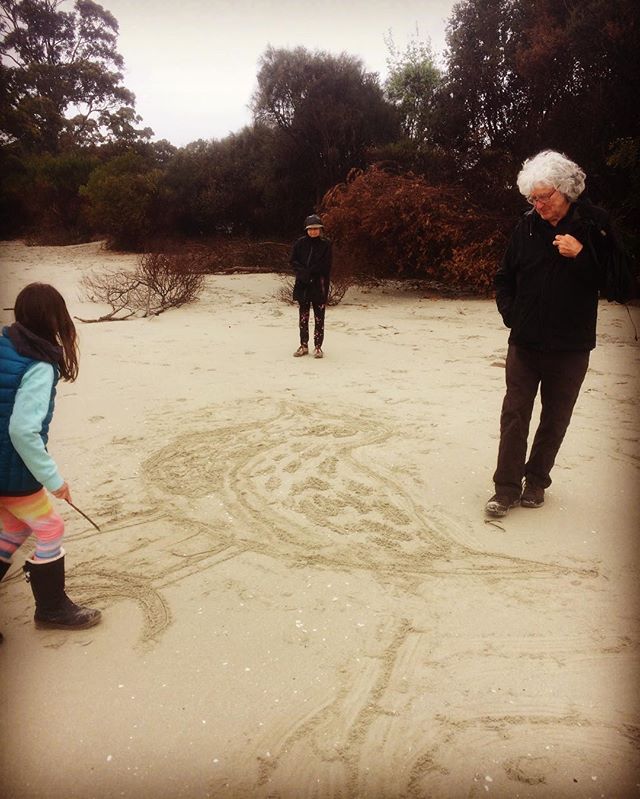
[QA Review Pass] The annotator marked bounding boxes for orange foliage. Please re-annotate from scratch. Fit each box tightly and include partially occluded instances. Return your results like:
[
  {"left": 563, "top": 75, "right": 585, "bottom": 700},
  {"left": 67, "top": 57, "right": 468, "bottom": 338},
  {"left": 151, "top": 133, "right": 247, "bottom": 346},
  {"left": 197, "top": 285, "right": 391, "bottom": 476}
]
[{"left": 320, "top": 165, "right": 507, "bottom": 293}]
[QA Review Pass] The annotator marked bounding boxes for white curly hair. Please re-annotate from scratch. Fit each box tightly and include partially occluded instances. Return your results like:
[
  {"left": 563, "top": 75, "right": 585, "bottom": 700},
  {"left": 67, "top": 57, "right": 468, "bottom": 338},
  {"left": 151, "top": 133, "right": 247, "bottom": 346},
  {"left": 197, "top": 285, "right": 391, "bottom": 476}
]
[{"left": 516, "top": 150, "right": 586, "bottom": 202}]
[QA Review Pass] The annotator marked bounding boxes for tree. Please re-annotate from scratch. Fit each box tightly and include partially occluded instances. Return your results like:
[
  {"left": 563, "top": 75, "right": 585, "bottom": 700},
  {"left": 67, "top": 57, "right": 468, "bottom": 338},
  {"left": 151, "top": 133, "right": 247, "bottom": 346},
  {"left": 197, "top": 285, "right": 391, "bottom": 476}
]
[
  {"left": 0, "top": 0, "right": 151, "bottom": 151},
  {"left": 440, "top": 0, "right": 525, "bottom": 155},
  {"left": 376, "top": 32, "right": 455, "bottom": 185},
  {"left": 161, "top": 125, "right": 283, "bottom": 237},
  {"left": 437, "top": 0, "right": 640, "bottom": 224},
  {"left": 251, "top": 46, "right": 400, "bottom": 211},
  {"left": 513, "top": 0, "right": 640, "bottom": 227},
  {"left": 27, "top": 149, "right": 96, "bottom": 239},
  {"left": 81, "top": 151, "right": 163, "bottom": 250},
  {"left": 384, "top": 33, "right": 442, "bottom": 144}
]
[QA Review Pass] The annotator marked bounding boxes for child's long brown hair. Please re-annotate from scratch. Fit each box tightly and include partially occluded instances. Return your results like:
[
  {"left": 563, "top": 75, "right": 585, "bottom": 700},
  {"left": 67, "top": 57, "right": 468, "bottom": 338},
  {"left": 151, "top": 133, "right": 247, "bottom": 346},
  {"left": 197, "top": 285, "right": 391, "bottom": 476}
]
[{"left": 14, "top": 283, "right": 79, "bottom": 382}]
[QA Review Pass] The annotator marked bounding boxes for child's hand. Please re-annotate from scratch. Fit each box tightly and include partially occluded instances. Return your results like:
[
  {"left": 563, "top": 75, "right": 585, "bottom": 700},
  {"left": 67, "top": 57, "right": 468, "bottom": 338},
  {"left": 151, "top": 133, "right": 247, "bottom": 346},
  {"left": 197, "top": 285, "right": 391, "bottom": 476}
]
[{"left": 52, "top": 481, "right": 72, "bottom": 503}]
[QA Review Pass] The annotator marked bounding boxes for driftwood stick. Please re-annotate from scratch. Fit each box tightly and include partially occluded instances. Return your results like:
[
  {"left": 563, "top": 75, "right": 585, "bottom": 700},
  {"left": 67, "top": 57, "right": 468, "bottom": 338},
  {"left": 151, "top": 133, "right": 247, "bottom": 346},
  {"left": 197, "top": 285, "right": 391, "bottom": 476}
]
[{"left": 67, "top": 500, "right": 101, "bottom": 531}]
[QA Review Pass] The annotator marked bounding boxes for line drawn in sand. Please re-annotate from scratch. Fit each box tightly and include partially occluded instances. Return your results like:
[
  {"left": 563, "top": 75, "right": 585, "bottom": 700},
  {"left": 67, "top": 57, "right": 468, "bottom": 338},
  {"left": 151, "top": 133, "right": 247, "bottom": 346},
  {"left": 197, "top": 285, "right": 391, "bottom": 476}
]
[
  {"left": 206, "top": 615, "right": 639, "bottom": 798},
  {"left": 67, "top": 563, "right": 172, "bottom": 645},
  {"left": 54, "top": 398, "right": 601, "bottom": 651},
  {"left": 142, "top": 399, "right": 599, "bottom": 582}
]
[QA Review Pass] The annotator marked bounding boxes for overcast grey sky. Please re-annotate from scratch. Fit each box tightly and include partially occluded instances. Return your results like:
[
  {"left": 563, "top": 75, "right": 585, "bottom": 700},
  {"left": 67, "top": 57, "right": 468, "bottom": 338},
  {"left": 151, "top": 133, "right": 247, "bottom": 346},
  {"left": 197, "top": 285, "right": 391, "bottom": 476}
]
[{"left": 102, "top": 0, "right": 457, "bottom": 147}]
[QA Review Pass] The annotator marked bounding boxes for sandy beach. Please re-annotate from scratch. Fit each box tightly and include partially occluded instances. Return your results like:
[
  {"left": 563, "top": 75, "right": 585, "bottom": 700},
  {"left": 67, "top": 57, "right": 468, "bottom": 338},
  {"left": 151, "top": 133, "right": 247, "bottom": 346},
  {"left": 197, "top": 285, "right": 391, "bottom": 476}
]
[{"left": 0, "top": 239, "right": 639, "bottom": 799}]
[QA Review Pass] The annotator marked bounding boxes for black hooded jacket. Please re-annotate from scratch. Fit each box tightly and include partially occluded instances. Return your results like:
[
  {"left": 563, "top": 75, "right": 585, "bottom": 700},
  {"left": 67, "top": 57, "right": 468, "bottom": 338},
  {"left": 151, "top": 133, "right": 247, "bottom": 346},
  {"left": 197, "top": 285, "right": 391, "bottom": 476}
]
[
  {"left": 494, "top": 199, "right": 612, "bottom": 352},
  {"left": 290, "top": 234, "right": 332, "bottom": 305}
]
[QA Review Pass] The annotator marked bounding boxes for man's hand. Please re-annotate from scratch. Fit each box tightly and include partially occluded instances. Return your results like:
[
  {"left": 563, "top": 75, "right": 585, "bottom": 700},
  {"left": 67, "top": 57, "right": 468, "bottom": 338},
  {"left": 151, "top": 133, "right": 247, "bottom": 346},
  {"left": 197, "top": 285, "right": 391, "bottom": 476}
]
[
  {"left": 52, "top": 481, "right": 72, "bottom": 503},
  {"left": 553, "top": 234, "right": 583, "bottom": 258}
]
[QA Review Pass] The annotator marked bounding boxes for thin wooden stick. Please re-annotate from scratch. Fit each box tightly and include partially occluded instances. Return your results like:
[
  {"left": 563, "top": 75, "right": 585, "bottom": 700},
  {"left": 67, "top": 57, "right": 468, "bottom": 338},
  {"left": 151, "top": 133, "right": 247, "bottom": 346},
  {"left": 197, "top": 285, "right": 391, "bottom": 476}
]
[{"left": 67, "top": 500, "right": 101, "bottom": 531}]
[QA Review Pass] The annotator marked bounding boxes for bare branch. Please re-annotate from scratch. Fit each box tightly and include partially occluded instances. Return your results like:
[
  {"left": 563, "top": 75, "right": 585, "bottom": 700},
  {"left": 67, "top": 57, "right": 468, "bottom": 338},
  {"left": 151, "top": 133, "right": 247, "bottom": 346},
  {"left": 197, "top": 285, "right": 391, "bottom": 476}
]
[{"left": 78, "top": 251, "right": 206, "bottom": 322}]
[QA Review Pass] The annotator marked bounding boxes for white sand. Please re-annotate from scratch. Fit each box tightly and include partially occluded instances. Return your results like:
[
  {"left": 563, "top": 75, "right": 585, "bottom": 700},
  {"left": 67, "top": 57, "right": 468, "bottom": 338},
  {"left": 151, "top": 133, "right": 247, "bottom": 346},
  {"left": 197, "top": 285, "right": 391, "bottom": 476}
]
[{"left": 1, "top": 240, "right": 639, "bottom": 798}]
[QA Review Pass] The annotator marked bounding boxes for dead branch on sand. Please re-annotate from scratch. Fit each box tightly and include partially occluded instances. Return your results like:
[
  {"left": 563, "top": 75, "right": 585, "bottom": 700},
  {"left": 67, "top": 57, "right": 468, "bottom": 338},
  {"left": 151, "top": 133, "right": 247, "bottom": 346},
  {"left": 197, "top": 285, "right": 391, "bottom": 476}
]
[{"left": 77, "top": 252, "right": 206, "bottom": 322}]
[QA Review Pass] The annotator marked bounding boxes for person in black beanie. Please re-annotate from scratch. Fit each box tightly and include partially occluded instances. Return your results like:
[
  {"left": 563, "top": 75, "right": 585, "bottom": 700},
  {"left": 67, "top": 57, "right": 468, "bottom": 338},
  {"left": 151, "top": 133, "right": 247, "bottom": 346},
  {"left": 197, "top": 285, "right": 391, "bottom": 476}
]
[{"left": 290, "top": 214, "right": 332, "bottom": 359}]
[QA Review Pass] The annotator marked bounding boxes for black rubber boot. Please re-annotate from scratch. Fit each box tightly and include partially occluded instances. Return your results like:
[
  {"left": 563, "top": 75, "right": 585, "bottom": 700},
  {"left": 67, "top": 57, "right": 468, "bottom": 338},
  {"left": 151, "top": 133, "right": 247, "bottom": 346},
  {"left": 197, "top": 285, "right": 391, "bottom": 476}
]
[
  {"left": 23, "top": 551, "right": 101, "bottom": 630},
  {"left": 0, "top": 558, "right": 10, "bottom": 643}
]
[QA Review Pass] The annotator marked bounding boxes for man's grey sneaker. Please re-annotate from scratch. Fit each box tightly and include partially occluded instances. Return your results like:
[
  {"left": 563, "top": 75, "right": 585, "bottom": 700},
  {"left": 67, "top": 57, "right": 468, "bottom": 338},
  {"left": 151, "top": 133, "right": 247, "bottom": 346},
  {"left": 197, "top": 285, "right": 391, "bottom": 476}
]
[
  {"left": 521, "top": 483, "right": 545, "bottom": 508},
  {"left": 294, "top": 345, "right": 308, "bottom": 357},
  {"left": 485, "top": 494, "right": 520, "bottom": 517}
]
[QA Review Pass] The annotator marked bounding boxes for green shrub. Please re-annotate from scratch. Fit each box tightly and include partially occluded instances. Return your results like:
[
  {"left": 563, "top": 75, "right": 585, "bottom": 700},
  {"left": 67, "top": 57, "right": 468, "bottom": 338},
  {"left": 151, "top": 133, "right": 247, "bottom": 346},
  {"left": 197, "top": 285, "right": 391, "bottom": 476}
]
[{"left": 81, "top": 153, "right": 163, "bottom": 250}]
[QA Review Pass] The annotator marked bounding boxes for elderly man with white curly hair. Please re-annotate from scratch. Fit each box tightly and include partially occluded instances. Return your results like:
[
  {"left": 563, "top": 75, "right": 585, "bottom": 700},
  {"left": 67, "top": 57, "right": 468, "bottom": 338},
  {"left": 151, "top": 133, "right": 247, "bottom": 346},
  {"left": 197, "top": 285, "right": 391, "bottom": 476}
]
[{"left": 486, "top": 149, "right": 615, "bottom": 518}]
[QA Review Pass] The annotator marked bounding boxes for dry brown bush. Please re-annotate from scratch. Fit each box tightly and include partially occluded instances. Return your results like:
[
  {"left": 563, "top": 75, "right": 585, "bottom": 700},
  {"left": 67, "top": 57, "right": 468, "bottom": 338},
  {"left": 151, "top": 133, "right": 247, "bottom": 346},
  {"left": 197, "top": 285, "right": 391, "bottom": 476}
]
[
  {"left": 320, "top": 165, "right": 508, "bottom": 294},
  {"left": 78, "top": 251, "right": 206, "bottom": 321},
  {"left": 177, "top": 236, "right": 291, "bottom": 274},
  {"left": 276, "top": 276, "right": 351, "bottom": 306}
]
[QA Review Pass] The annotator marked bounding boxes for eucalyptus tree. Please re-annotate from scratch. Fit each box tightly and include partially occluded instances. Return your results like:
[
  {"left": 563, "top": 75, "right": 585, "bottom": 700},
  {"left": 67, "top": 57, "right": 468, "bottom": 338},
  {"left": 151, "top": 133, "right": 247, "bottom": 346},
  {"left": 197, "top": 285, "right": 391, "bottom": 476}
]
[
  {"left": 437, "top": 0, "right": 640, "bottom": 219},
  {"left": 251, "top": 45, "right": 400, "bottom": 210},
  {"left": 161, "top": 125, "right": 282, "bottom": 237},
  {"left": 384, "top": 34, "right": 442, "bottom": 144},
  {"left": 440, "top": 0, "right": 638, "bottom": 167},
  {"left": 0, "top": 0, "right": 151, "bottom": 151}
]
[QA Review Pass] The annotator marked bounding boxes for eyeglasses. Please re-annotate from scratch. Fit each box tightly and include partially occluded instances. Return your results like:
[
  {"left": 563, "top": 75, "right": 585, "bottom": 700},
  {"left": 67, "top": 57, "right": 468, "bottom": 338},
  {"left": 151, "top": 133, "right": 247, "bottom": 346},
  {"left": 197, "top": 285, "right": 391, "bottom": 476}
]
[{"left": 527, "top": 188, "right": 557, "bottom": 206}]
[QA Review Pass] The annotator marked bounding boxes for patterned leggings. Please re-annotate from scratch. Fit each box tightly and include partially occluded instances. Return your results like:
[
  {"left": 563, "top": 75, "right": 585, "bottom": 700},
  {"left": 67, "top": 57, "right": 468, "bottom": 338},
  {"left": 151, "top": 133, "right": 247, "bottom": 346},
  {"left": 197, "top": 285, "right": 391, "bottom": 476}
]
[
  {"left": 298, "top": 300, "right": 326, "bottom": 348},
  {"left": 0, "top": 489, "right": 64, "bottom": 562}
]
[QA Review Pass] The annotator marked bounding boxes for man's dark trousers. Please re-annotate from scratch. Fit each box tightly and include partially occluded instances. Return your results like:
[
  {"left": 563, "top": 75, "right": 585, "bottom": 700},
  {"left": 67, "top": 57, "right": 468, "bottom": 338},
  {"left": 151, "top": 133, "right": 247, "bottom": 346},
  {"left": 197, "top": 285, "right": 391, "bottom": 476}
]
[{"left": 493, "top": 343, "right": 590, "bottom": 498}]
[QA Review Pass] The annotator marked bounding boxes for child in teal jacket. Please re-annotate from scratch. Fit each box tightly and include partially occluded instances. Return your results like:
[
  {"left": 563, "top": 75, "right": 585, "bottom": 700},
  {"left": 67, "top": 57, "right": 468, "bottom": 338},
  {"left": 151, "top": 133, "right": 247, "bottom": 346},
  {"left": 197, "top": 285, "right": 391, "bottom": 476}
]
[{"left": 0, "top": 283, "right": 101, "bottom": 640}]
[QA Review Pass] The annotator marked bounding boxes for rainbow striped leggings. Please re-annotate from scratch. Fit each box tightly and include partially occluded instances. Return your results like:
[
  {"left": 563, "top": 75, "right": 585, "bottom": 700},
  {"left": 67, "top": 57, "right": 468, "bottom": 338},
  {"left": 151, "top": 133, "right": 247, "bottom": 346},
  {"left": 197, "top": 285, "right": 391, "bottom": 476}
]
[{"left": 0, "top": 489, "right": 64, "bottom": 562}]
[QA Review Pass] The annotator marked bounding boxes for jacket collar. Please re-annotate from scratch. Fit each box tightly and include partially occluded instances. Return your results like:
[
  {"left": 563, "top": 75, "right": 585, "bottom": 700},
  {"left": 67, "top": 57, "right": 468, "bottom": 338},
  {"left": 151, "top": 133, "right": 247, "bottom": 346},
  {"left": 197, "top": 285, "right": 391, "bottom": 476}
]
[{"left": 3, "top": 323, "right": 62, "bottom": 366}]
